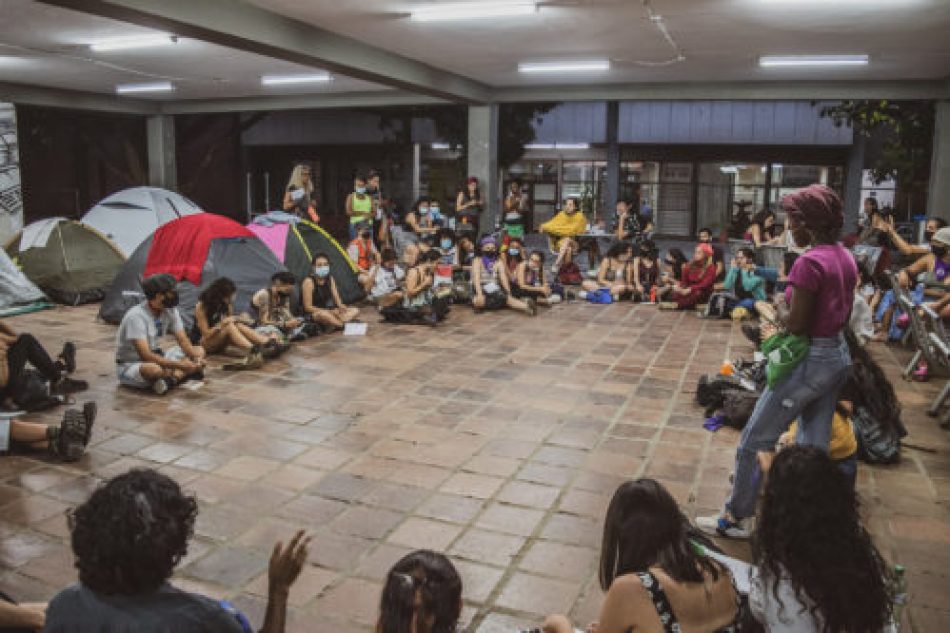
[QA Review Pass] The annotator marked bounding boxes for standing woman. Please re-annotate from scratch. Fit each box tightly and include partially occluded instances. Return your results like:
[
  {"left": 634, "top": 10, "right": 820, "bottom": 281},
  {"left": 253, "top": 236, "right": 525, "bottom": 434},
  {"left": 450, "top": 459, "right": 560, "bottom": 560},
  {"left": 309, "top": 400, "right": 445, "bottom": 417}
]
[
  {"left": 301, "top": 253, "right": 361, "bottom": 331},
  {"left": 660, "top": 243, "right": 717, "bottom": 311},
  {"left": 456, "top": 176, "right": 484, "bottom": 233},
  {"left": 282, "top": 164, "right": 319, "bottom": 223},
  {"left": 191, "top": 278, "right": 277, "bottom": 366},
  {"left": 698, "top": 184, "right": 858, "bottom": 539},
  {"left": 472, "top": 235, "right": 536, "bottom": 316},
  {"left": 503, "top": 180, "right": 527, "bottom": 246},
  {"left": 345, "top": 174, "right": 374, "bottom": 240}
]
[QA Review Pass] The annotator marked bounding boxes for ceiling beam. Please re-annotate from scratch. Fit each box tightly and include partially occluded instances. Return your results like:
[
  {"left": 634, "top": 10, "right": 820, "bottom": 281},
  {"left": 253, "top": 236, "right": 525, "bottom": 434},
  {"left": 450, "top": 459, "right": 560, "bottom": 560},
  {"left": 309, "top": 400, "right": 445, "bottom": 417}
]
[
  {"left": 35, "top": 0, "right": 492, "bottom": 104},
  {"left": 494, "top": 80, "right": 950, "bottom": 103},
  {"left": 161, "top": 90, "right": 447, "bottom": 115},
  {"left": 0, "top": 81, "right": 159, "bottom": 115}
]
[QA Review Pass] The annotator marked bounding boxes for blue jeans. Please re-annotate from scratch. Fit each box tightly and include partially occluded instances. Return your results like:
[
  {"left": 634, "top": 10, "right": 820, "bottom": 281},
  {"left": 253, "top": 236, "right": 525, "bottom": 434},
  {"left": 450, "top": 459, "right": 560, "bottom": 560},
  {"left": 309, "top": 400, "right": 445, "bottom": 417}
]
[{"left": 726, "top": 334, "right": 852, "bottom": 519}]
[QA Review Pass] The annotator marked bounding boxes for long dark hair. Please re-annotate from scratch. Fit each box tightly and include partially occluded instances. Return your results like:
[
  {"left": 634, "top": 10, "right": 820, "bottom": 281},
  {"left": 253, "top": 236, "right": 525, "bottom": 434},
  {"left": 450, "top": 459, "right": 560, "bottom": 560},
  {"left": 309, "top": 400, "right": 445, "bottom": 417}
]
[
  {"left": 844, "top": 329, "right": 906, "bottom": 439},
  {"left": 666, "top": 248, "right": 688, "bottom": 280},
  {"left": 378, "top": 550, "right": 462, "bottom": 633},
  {"left": 599, "top": 479, "right": 721, "bottom": 591},
  {"left": 753, "top": 446, "right": 893, "bottom": 633},
  {"left": 198, "top": 277, "right": 235, "bottom": 319}
]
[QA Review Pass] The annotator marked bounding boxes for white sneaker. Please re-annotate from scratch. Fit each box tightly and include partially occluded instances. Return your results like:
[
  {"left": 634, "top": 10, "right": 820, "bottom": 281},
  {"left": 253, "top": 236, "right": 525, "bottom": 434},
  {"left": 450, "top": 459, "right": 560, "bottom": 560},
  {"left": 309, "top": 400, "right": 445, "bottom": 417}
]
[
  {"left": 152, "top": 378, "right": 170, "bottom": 396},
  {"left": 695, "top": 512, "right": 751, "bottom": 540}
]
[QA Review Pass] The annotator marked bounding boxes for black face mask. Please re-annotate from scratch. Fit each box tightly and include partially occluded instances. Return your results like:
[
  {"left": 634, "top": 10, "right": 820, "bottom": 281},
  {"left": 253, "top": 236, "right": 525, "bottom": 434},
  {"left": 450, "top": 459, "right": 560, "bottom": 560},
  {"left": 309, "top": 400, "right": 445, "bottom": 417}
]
[
  {"left": 361, "top": 231, "right": 372, "bottom": 240},
  {"left": 162, "top": 291, "right": 179, "bottom": 309},
  {"left": 933, "top": 245, "right": 947, "bottom": 258}
]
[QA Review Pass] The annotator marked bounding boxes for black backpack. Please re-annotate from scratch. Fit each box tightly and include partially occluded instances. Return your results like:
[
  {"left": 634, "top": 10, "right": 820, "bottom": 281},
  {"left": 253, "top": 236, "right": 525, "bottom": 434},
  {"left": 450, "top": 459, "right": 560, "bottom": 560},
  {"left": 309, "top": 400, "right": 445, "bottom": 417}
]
[
  {"left": 852, "top": 406, "right": 902, "bottom": 464},
  {"left": 12, "top": 369, "right": 63, "bottom": 412},
  {"left": 696, "top": 374, "right": 744, "bottom": 416}
]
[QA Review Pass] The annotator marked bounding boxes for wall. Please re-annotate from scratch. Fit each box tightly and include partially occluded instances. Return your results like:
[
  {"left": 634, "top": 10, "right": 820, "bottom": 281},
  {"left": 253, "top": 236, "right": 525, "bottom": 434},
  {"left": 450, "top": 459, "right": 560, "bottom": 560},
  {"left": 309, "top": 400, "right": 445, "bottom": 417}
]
[{"left": 0, "top": 103, "right": 22, "bottom": 244}]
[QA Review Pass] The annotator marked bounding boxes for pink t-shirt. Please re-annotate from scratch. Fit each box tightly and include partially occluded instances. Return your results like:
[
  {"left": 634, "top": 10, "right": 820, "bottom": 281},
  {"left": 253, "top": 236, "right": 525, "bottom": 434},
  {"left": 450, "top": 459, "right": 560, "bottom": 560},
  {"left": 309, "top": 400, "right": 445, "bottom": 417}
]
[{"left": 784, "top": 244, "right": 858, "bottom": 338}]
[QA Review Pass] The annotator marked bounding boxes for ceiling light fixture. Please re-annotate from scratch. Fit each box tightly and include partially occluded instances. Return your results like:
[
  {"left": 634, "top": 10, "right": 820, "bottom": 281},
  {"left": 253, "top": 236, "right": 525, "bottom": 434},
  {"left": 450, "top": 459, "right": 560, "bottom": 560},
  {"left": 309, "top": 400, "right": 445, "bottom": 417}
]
[
  {"left": 431, "top": 143, "right": 452, "bottom": 150},
  {"left": 261, "top": 73, "right": 332, "bottom": 85},
  {"left": 116, "top": 81, "right": 173, "bottom": 94},
  {"left": 759, "top": 54, "right": 869, "bottom": 67},
  {"left": 411, "top": 1, "right": 537, "bottom": 22},
  {"left": 91, "top": 34, "right": 176, "bottom": 52},
  {"left": 525, "top": 143, "right": 590, "bottom": 150},
  {"left": 518, "top": 60, "right": 610, "bottom": 74}
]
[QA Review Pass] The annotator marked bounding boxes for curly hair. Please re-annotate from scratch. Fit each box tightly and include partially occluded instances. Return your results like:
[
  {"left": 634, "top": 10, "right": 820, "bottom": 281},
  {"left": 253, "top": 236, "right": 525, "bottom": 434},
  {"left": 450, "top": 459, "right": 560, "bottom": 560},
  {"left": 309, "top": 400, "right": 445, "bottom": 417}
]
[
  {"left": 378, "top": 550, "right": 462, "bottom": 633},
  {"left": 753, "top": 446, "right": 893, "bottom": 633},
  {"left": 68, "top": 468, "right": 198, "bottom": 595},
  {"left": 198, "top": 277, "right": 236, "bottom": 321}
]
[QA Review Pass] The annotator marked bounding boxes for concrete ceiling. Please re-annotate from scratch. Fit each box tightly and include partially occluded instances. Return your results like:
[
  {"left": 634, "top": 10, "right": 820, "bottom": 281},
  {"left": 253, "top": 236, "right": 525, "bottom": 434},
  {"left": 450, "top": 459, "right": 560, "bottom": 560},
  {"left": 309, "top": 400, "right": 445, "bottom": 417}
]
[{"left": 1, "top": 0, "right": 948, "bottom": 111}]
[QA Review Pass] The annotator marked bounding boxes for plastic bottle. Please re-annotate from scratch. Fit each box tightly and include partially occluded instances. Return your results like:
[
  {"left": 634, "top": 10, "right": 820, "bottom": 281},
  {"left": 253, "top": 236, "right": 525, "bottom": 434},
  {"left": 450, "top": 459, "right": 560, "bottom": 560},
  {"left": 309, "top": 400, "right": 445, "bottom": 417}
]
[
  {"left": 719, "top": 362, "right": 734, "bottom": 376},
  {"left": 892, "top": 565, "right": 908, "bottom": 632},
  {"left": 649, "top": 287, "right": 657, "bottom": 303}
]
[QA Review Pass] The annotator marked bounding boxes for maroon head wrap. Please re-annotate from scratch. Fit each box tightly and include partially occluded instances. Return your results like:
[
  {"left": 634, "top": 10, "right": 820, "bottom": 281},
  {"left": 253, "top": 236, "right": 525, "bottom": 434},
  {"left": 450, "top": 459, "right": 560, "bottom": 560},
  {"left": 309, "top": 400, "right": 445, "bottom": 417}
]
[{"left": 781, "top": 184, "right": 843, "bottom": 232}]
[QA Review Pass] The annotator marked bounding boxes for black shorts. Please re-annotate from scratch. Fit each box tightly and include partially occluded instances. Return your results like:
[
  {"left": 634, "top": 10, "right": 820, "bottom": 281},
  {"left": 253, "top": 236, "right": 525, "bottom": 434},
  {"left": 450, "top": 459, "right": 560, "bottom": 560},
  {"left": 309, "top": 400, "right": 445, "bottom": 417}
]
[{"left": 483, "top": 291, "right": 507, "bottom": 310}]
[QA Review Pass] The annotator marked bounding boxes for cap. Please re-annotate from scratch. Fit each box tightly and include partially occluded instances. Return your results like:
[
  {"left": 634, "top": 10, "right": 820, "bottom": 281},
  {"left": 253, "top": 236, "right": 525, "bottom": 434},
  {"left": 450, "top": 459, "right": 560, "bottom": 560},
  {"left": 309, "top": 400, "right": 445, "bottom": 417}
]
[{"left": 141, "top": 273, "right": 176, "bottom": 296}]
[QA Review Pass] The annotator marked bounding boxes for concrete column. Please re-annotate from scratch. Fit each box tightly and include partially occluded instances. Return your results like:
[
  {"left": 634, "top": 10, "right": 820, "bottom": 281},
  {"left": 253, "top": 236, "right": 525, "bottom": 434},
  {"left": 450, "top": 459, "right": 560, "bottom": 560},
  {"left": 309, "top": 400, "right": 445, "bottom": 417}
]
[
  {"left": 843, "top": 130, "right": 865, "bottom": 235},
  {"left": 605, "top": 101, "right": 620, "bottom": 222},
  {"left": 147, "top": 114, "right": 177, "bottom": 190},
  {"left": 928, "top": 101, "right": 950, "bottom": 221},
  {"left": 412, "top": 142, "right": 422, "bottom": 201},
  {"left": 467, "top": 104, "right": 499, "bottom": 232}
]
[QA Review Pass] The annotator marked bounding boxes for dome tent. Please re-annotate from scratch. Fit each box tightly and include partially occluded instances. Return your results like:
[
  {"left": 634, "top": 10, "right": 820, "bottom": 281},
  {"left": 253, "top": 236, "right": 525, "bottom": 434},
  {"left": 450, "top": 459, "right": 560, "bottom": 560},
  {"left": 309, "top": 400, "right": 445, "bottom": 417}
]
[
  {"left": 0, "top": 248, "right": 48, "bottom": 316},
  {"left": 248, "top": 214, "right": 365, "bottom": 305},
  {"left": 81, "top": 186, "right": 203, "bottom": 257},
  {"left": 99, "top": 214, "right": 286, "bottom": 330},
  {"left": 5, "top": 218, "right": 124, "bottom": 305}
]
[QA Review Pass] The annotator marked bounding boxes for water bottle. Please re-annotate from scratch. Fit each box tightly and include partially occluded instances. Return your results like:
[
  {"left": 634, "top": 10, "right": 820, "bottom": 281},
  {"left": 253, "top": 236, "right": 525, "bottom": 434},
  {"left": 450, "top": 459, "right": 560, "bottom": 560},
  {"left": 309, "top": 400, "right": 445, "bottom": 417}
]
[{"left": 891, "top": 565, "right": 907, "bottom": 632}]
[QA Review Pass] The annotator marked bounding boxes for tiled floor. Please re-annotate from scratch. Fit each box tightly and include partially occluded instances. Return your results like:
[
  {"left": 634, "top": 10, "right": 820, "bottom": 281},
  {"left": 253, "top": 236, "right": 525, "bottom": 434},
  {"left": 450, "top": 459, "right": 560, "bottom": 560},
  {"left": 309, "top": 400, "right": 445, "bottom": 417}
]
[{"left": 1, "top": 302, "right": 949, "bottom": 632}]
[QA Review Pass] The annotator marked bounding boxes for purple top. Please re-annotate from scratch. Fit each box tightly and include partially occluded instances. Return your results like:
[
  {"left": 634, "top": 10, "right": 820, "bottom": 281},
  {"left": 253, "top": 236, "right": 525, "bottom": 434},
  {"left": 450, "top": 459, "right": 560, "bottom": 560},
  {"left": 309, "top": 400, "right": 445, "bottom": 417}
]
[
  {"left": 784, "top": 244, "right": 858, "bottom": 338},
  {"left": 935, "top": 257, "right": 950, "bottom": 283}
]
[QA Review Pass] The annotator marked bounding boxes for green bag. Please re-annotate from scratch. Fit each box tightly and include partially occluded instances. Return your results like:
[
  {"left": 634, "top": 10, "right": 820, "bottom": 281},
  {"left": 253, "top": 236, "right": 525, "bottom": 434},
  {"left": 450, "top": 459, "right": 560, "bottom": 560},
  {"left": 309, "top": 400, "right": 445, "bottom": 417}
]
[{"left": 761, "top": 333, "right": 810, "bottom": 388}]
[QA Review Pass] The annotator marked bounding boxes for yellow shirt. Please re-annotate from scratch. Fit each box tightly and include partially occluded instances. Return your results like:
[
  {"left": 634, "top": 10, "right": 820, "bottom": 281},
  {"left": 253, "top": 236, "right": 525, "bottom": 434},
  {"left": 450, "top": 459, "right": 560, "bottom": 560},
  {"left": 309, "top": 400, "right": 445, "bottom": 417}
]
[
  {"left": 540, "top": 211, "right": 587, "bottom": 238},
  {"left": 788, "top": 412, "right": 857, "bottom": 460}
]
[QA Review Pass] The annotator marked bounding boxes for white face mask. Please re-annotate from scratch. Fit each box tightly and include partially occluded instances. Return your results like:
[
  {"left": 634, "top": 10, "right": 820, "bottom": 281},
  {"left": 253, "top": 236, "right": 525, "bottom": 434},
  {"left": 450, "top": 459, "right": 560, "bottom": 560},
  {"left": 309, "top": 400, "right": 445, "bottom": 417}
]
[{"left": 314, "top": 265, "right": 330, "bottom": 278}]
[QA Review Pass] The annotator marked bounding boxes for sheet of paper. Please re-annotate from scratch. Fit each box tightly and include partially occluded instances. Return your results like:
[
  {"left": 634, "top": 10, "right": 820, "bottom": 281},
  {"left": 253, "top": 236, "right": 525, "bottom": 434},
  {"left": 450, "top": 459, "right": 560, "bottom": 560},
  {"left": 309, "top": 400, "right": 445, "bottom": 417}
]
[{"left": 344, "top": 322, "right": 368, "bottom": 336}]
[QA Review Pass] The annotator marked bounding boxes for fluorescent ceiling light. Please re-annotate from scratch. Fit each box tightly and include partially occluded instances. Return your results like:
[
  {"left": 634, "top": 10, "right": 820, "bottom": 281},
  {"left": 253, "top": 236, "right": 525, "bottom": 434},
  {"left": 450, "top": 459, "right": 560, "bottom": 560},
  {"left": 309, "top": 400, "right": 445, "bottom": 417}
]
[
  {"left": 525, "top": 143, "right": 590, "bottom": 150},
  {"left": 116, "top": 81, "right": 173, "bottom": 94},
  {"left": 411, "top": 1, "right": 537, "bottom": 22},
  {"left": 431, "top": 143, "right": 451, "bottom": 150},
  {"left": 91, "top": 34, "right": 175, "bottom": 52},
  {"left": 519, "top": 60, "right": 610, "bottom": 73},
  {"left": 759, "top": 54, "right": 869, "bottom": 67},
  {"left": 262, "top": 73, "right": 332, "bottom": 85}
]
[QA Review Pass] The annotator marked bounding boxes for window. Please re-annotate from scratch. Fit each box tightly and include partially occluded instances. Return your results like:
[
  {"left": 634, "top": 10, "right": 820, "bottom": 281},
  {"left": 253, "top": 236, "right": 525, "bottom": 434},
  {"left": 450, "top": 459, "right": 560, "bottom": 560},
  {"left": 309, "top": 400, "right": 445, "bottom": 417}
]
[
  {"left": 697, "top": 163, "right": 768, "bottom": 236},
  {"left": 562, "top": 161, "right": 607, "bottom": 222}
]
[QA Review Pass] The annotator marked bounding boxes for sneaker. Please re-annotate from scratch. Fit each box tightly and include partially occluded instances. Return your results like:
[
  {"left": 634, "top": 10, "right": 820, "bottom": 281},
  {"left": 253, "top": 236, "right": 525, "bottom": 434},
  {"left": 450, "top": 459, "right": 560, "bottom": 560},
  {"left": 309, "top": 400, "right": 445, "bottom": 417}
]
[
  {"left": 896, "top": 313, "right": 910, "bottom": 329},
  {"left": 526, "top": 298, "right": 538, "bottom": 316},
  {"left": 741, "top": 323, "right": 762, "bottom": 347},
  {"left": 51, "top": 376, "right": 88, "bottom": 396},
  {"left": 59, "top": 342, "right": 77, "bottom": 374},
  {"left": 152, "top": 378, "right": 171, "bottom": 395},
  {"left": 52, "top": 408, "right": 87, "bottom": 462},
  {"left": 81, "top": 401, "right": 97, "bottom": 446},
  {"left": 262, "top": 340, "right": 282, "bottom": 359},
  {"left": 695, "top": 512, "right": 751, "bottom": 540}
]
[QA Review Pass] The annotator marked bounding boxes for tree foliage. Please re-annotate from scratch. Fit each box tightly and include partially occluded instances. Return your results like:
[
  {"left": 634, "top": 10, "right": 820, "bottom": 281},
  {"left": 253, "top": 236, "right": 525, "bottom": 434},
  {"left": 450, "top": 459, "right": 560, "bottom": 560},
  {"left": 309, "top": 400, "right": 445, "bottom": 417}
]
[{"left": 818, "top": 100, "right": 934, "bottom": 193}]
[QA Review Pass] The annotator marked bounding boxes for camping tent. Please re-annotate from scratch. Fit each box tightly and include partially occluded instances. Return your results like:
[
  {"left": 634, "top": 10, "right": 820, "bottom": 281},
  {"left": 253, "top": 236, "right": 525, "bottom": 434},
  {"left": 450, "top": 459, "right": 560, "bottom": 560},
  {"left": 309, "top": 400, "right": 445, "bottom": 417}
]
[
  {"left": 0, "top": 248, "right": 48, "bottom": 316},
  {"left": 248, "top": 214, "right": 365, "bottom": 304},
  {"left": 5, "top": 218, "right": 124, "bottom": 305},
  {"left": 81, "top": 187, "right": 203, "bottom": 257},
  {"left": 99, "top": 213, "right": 285, "bottom": 329}
]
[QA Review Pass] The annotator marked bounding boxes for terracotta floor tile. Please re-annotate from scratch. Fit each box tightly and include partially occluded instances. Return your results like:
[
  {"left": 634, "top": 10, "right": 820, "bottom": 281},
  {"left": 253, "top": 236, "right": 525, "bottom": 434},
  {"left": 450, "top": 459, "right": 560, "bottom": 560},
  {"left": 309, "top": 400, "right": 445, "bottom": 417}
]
[
  {"left": 387, "top": 517, "right": 462, "bottom": 551},
  {"left": 496, "top": 481, "right": 561, "bottom": 509},
  {"left": 475, "top": 502, "right": 545, "bottom": 537},
  {"left": 415, "top": 493, "right": 485, "bottom": 524},
  {"left": 183, "top": 546, "right": 269, "bottom": 587},
  {"left": 330, "top": 505, "right": 404, "bottom": 540},
  {"left": 495, "top": 572, "right": 581, "bottom": 617},
  {"left": 313, "top": 578, "right": 382, "bottom": 626},
  {"left": 439, "top": 472, "right": 506, "bottom": 500},
  {"left": 450, "top": 528, "right": 526, "bottom": 567}
]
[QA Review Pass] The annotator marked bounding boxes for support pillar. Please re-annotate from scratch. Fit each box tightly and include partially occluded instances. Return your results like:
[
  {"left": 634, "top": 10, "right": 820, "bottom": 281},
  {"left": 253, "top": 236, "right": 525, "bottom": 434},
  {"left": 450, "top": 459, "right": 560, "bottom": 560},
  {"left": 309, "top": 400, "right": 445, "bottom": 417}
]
[
  {"left": 147, "top": 114, "right": 177, "bottom": 190},
  {"left": 412, "top": 142, "right": 422, "bottom": 201},
  {"left": 928, "top": 101, "right": 950, "bottom": 221},
  {"left": 843, "top": 130, "right": 865, "bottom": 235},
  {"left": 467, "top": 104, "right": 499, "bottom": 232},
  {"left": 605, "top": 101, "right": 620, "bottom": 223}
]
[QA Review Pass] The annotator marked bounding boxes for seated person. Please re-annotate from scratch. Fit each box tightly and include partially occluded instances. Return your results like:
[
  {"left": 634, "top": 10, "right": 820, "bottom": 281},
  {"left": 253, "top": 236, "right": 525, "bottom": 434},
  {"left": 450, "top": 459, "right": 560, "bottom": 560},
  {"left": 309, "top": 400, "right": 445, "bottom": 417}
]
[
  {"left": 773, "top": 403, "right": 858, "bottom": 489},
  {"left": 0, "top": 322, "right": 85, "bottom": 409},
  {"left": 1, "top": 403, "right": 96, "bottom": 463},
  {"left": 744, "top": 209, "right": 782, "bottom": 247},
  {"left": 501, "top": 237, "right": 526, "bottom": 284},
  {"left": 377, "top": 551, "right": 461, "bottom": 633},
  {"left": 750, "top": 446, "right": 893, "bottom": 633},
  {"left": 370, "top": 248, "right": 406, "bottom": 309},
  {"left": 874, "top": 214, "right": 946, "bottom": 259},
  {"left": 301, "top": 253, "right": 360, "bottom": 331},
  {"left": 632, "top": 240, "right": 661, "bottom": 303},
  {"left": 347, "top": 221, "right": 380, "bottom": 294},
  {"left": 540, "top": 197, "right": 587, "bottom": 274},
  {"left": 472, "top": 235, "right": 536, "bottom": 316},
  {"left": 44, "top": 468, "right": 309, "bottom": 633},
  {"left": 614, "top": 199, "right": 640, "bottom": 243},
  {"left": 434, "top": 231, "right": 456, "bottom": 287},
  {"left": 454, "top": 234, "right": 476, "bottom": 277},
  {"left": 541, "top": 479, "right": 742, "bottom": 633},
  {"left": 659, "top": 244, "right": 717, "bottom": 310},
  {"left": 252, "top": 272, "right": 308, "bottom": 341},
  {"left": 707, "top": 247, "right": 767, "bottom": 318},
  {"left": 851, "top": 276, "right": 875, "bottom": 346},
  {"left": 115, "top": 274, "right": 206, "bottom": 395},
  {"left": 192, "top": 278, "right": 279, "bottom": 368},
  {"left": 580, "top": 242, "right": 635, "bottom": 302},
  {"left": 513, "top": 250, "right": 562, "bottom": 306},
  {"left": 403, "top": 197, "right": 438, "bottom": 245},
  {"left": 397, "top": 250, "right": 450, "bottom": 325},
  {"left": 697, "top": 227, "right": 726, "bottom": 280}
]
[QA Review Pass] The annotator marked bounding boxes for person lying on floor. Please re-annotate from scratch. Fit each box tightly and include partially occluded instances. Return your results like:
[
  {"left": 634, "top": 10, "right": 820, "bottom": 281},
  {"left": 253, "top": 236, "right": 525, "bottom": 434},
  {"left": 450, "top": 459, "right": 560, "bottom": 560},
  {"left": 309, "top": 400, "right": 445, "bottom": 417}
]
[
  {"left": 301, "top": 253, "right": 360, "bottom": 331},
  {"left": 541, "top": 479, "right": 743, "bottom": 633},
  {"left": 115, "top": 273, "right": 206, "bottom": 396},
  {"left": 193, "top": 278, "right": 285, "bottom": 371},
  {"left": 1, "top": 403, "right": 96, "bottom": 463},
  {"left": 370, "top": 248, "right": 406, "bottom": 309},
  {"left": 472, "top": 235, "right": 537, "bottom": 316},
  {"left": 0, "top": 321, "right": 86, "bottom": 411},
  {"left": 252, "top": 272, "right": 309, "bottom": 342},
  {"left": 347, "top": 221, "right": 380, "bottom": 294},
  {"left": 43, "top": 468, "right": 309, "bottom": 633},
  {"left": 580, "top": 242, "right": 635, "bottom": 302},
  {"left": 513, "top": 250, "right": 563, "bottom": 306}
]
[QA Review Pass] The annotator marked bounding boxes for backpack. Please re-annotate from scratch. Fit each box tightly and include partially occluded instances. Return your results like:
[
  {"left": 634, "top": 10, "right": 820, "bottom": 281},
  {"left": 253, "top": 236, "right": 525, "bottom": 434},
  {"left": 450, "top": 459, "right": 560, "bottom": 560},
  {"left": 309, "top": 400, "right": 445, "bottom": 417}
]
[
  {"left": 12, "top": 369, "right": 62, "bottom": 413},
  {"left": 852, "top": 406, "right": 902, "bottom": 464},
  {"left": 705, "top": 292, "right": 735, "bottom": 319},
  {"left": 721, "top": 389, "right": 760, "bottom": 430},
  {"left": 558, "top": 262, "right": 583, "bottom": 285},
  {"left": 695, "top": 374, "right": 744, "bottom": 416},
  {"left": 586, "top": 288, "right": 613, "bottom": 304}
]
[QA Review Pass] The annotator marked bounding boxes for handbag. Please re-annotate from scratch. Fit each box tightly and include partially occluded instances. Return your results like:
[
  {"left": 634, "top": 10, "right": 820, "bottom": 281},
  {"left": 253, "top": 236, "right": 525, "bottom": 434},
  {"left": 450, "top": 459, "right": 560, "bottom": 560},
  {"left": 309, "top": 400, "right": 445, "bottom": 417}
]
[{"left": 761, "top": 333, "right": 810, "bottom": 388}]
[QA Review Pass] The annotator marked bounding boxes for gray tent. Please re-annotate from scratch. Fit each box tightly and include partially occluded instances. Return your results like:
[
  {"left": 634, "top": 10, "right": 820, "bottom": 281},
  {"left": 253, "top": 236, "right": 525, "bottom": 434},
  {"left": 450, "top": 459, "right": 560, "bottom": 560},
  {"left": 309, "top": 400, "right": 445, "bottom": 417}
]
[
  {"left": 99, "top": 232, "right": 287, "bottom": 330},
  {"left": 0, "top": 248, "right": 47, "bottom": 315}
]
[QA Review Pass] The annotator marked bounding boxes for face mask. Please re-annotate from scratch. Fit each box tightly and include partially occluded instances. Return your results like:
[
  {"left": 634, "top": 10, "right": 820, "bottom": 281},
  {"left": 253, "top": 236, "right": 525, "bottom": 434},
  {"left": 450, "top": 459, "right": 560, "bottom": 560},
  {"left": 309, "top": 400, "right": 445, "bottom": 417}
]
[
  {"left": 361, "top": 231, "right": 372, "bottom": 240},
  {"left": 419, "top": 208, "right": 429, "bottom": 215},
  {"left": 162, "top": 291, "right": 179, "bottom": 309},
  {"left": 440, "top": 239, "right": 453, "bottom": 250},
  {"left": 508, "top": 247, "right": 520, "bottom": 256},
  {"left": 314, "top": 265, "right": 330, "bottom": 278},
  {"left": 925, "top": 231, "right": 936, "bottom": 243},
  {"left": 356, "top": 187, "right": 366, "bottom": 194},
  {"left": 933, "top": 245, "right": 948, "bottom": 258},
  {"left": 430, "top": 206, "right": 440, "bottom": 214},
  {"left": 483, "top": 250, "right": 497, "bottom": 258}
]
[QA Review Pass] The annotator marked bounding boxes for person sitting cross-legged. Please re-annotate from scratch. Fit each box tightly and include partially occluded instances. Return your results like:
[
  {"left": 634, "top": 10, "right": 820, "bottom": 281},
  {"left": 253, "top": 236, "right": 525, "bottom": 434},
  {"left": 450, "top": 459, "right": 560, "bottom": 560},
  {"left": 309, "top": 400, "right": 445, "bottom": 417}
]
[
  {"left": 252, "top": 272, "right": 309, "bottom": 342},
  {"left": 193, "top": 277, "right": 282, "bottom": 370},
  {"left": 301, "top": 253, "right": 360, "bottom": 331},
  {"left": 43, "top": 468, "right": 310, "bottom": 633},
  {"left": 706, "top": 247, "right": 767, "bottom": 319},
  {"left": 347, "top": 220, "right": 380, "bottom": 294},
  {"left": 115, "top": 273, "right": 206, "bottom": 395}
]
